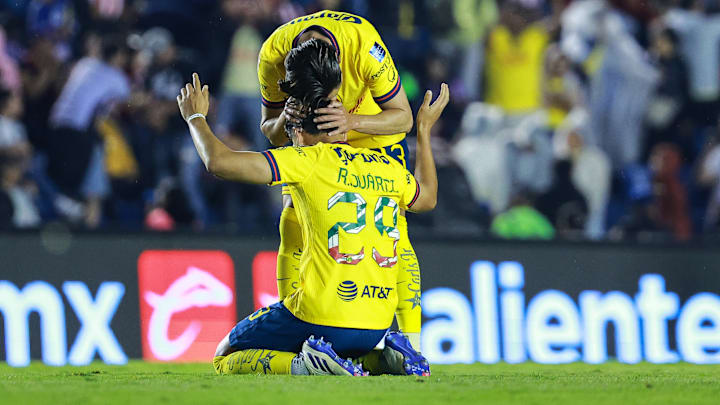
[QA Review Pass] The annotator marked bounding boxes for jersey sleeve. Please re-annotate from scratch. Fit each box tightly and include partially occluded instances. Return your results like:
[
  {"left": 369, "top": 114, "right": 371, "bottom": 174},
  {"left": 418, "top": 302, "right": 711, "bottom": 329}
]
[
  {"left": 258, "top": 40, "right": 287, "bottom": 109},
  {"left": 264, "top": 146, "right": 320, "bottom": 186},
  {"left": 399, "top": 169, "right": 421, "bottom": 211},
  {"left": 359, "top": 27, "right": 402, "bottom": 105}
]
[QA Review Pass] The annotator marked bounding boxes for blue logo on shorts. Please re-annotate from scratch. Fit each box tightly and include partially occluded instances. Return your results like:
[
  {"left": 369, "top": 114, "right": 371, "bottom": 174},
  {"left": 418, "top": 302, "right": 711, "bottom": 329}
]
[{"left": 337, "top": 281, "right": 358, "bottom": 301}]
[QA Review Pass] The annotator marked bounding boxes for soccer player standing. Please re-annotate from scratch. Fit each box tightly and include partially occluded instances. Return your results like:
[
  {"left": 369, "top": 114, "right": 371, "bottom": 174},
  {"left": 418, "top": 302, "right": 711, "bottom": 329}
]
[
  {"left": 258, "top": 10, "right": 423, "bottom": 350},
  {"left": 177, "top": 42, "right": 448, "bottom": 375}
]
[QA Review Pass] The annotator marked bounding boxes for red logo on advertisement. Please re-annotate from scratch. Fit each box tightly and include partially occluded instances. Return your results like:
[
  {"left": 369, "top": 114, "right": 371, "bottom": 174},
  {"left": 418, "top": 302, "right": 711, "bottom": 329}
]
[
  {"left": 138, "top": 250, "right": 236, "bottom": 362},
  {"left": 252, "top": 251, "right": 279, "bottom": 310}
]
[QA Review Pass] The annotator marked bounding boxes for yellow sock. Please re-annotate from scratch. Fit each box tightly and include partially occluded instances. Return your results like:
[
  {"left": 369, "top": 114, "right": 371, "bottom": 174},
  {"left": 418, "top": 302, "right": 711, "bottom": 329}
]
[
  {"left": 395, "top": 215, "right": 422, "bottom": 347},
  {"left": 355, "top": 350, "right": 386, "bottom": 376},
  {"left": 213, "top": 349, "right": 298, "bottom": 375},
  {"left": 277, "top": 206, "right": 303, "bottom": 300}
]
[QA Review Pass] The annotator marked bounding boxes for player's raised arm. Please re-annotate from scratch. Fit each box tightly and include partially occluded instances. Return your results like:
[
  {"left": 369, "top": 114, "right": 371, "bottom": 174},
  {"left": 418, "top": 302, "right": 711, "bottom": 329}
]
[
  {"left": 178, "top": 73, "right": 273, "bottom": 184},
  {"left": 407, "top": 83, "right": 450, "bottom": 213}
]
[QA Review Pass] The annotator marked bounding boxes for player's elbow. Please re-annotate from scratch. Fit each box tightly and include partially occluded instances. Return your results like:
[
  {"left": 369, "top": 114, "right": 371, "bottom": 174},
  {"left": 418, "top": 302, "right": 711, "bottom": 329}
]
[
  {"left": 204, "top": 158, "right": 221, "bottom": 176},
  {"left": 400, "top": 110, "right": 413, "bottom": 134},
  {"left": 204, "top": 154, "right": 230, "bottom": 178},
  {"left": 410, "top": 194, "right": 437, "bottom": 213}
]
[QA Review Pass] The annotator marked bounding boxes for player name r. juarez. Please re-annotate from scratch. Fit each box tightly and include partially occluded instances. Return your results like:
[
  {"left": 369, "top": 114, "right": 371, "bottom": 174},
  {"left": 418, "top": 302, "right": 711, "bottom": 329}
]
[{"left": 336, "top": 168, "right": 398, "bottom": 193}]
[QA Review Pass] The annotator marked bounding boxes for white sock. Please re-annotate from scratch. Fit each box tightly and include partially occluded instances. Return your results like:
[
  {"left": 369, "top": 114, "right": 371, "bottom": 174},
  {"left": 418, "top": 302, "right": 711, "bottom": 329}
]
[{"left": 406, "top": 332, "right": 421, "bottom": 353}]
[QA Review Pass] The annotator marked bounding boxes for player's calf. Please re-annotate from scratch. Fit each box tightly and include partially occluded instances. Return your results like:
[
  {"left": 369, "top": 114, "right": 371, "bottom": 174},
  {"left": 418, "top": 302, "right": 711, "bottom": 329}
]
[{"left": 301, "top": 336, "right": 368, "bottom": 376}]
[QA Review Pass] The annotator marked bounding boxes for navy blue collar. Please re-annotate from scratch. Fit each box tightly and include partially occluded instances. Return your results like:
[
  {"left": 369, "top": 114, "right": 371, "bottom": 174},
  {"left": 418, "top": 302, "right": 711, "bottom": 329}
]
[{"left": 292, "top": 25, "right": 340, "bottom": 58}]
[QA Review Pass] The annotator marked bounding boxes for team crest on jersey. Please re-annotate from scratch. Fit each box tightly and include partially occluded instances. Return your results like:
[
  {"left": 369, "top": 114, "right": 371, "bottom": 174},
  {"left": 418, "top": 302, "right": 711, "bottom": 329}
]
[{"left": 369, "top": 42, "right": 386, "bottom": 63}]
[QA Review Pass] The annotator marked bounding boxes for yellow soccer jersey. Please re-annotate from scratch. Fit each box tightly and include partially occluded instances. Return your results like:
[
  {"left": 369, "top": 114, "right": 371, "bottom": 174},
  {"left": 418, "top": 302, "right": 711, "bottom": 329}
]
[
  {"left": 258, "top": 10, "right": 405, "bottom": 149},
  {"left": 262, "top": 142, "right": 421, "bottom": 330}
]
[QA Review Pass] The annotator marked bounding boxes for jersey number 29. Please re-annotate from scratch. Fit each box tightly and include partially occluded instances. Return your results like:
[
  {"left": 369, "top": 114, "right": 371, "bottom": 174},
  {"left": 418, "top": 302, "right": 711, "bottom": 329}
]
[{"left": 327, "top": 191, "right": 400, "bottom": 268}]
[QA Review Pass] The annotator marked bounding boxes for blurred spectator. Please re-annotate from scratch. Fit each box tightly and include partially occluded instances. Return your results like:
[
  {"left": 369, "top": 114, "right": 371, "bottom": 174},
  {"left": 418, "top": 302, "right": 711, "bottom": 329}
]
[
  {"left": 535, "top": 159, "right": 588, "bottom": 237},
  {"left": 450, "top": 0, "right": 498, "bottom": 101},
  {"left": 553, "top": 110, "right": 610, "bottom": 239},
  {"left": 543, "top": 45, "right": 584, "bottom": 129},
  {"left": 0, "top": 151, "right": 17, "bottom": 229},
  {"left": 453, "top": 102, "right": 512, "bottom": 214},
  {"left": 420, "top": 53, "right": 464, "bottom": 140},
  {"left": 0, "top": 26, "right": 21, "bottom": 91},
  {"left": 484, "top": 2, "right": 549, "bottom": 114},
  {"left": 645, "top": 27, "right": 691, "bottom": 158},
  {"left": 587, "top": 5, "right": 659, "bottom": 168},
  {"left": 0, "top": 149, "right": 40, "bottom": 229},
  {"left": 137, "top": 27, "right": 192, "bottom": 181},
  {"left": 47, "top": 33, "right": 130, "bottom": 227},
  {"left": 698, "top": 131, "right": 720, "bottom": 230},
  {"left": 144, "top": 178, "right": 193, "bottom": 231},
  {"left": 89, "top": 0, "right": 125, "bottom": 19},
  {"left": 649, "top": 143, "right": 692, "bottom": 240},
  {"left": 26, "top": 0, "right": 79, "bottom": 62},
  {"left": 612, "top": 143, "right": 692, "bottom": 241},
  {"left": 0, "top": 87, "right": 42, "bottom": 227},
  {"left": 664, "top": 0, "right": 720, "bottom": 126},
  {"left": 215, "top": 0, "right": 267, "bottom": 151},
  {"left": 0, "top": 88, "right": 31, "bottom": 160},
  {"left": 20, "top": 37, "right": 64, "bottom": 152},
  {"left": 491, "top": 192, "right": 555, "bottom": 240},
  {"left": 507, "top": 112, "right": 554, "bottom": 196}
]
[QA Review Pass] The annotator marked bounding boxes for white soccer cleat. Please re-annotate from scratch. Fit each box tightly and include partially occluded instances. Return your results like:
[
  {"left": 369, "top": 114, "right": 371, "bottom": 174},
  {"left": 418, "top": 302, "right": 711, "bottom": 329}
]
[{"left": 301, "top": 335, "right": 368, "bottom": 376}]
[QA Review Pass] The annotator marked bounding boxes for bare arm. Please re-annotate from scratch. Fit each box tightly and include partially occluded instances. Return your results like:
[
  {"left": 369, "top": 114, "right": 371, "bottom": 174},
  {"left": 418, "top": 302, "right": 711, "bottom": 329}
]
[
  {"left": 178, "top": 73, "right": 272, "bottom": 184},
  {"left": 407, "top": 83, "right": 450, "bottom": 213},
  {"left": 261, "top": 106, "right": 290, "bottom": 147},
  {"left": 314, "top": 86, "right": 414, "bottom": 137}
]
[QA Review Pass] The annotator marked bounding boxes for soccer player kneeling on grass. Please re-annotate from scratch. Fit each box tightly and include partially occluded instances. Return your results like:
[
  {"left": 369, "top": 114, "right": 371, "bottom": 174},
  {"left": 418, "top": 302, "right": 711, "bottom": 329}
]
[{"left": 177, "top": 46, "right": 448, "bottom": 376}]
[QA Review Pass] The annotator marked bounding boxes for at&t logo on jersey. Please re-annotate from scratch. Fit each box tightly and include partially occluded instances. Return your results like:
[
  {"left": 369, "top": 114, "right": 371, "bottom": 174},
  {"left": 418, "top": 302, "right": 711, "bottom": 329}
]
[
  {"left": 337, "top": 280, "right": 393, "bottom": 301},
  {"left": 361, "top": 285, "right": 393, "bottom": 299},
  {"left": 337, "top": 281, "right": 358, "bottom": 301}
]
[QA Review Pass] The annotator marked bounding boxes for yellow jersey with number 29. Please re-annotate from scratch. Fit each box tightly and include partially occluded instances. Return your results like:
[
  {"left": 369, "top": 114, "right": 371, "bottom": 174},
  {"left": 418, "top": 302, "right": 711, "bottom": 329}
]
[
  {"left": 262, "top": 141, "right": 420, "bottom": 330},
  {"left": 258, "top": 10, "right": 405, "bottom": 149}
]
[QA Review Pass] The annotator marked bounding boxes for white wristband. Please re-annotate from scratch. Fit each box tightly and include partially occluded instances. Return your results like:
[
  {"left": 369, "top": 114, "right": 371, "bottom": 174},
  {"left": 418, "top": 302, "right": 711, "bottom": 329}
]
[{"left": 186, "top": 113, "right": 206, "bottom": 123}]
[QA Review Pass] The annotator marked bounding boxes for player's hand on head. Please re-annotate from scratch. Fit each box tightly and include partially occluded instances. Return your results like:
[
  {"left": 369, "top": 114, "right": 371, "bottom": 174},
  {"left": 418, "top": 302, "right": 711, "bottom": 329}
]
[
  {"left": 177, "top": 73, "right": 210, "bottom": 122},
  {"left": 284, "top": 97, "right": 306, "bottom": 126},
  {"left": 314, "top": 99, "right": 355, "bottom": 137},
  {"left": 416, "top": 83, "right": 450, "bottom": 134}
]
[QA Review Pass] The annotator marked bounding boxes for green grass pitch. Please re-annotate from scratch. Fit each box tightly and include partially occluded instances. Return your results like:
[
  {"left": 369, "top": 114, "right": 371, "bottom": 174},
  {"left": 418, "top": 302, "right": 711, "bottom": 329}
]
[{"left": 1, "top": 361, "right": 718, "bottom": 405}]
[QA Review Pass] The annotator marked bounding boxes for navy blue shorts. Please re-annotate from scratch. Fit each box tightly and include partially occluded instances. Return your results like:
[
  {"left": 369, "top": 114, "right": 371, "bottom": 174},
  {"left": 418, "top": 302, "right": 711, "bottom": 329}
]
[
  {"left": 371, "top": 138, "right": 410, "bottom": 170},
  {"left": 229, "top": 302, "right": 387, "bottom": 358}
]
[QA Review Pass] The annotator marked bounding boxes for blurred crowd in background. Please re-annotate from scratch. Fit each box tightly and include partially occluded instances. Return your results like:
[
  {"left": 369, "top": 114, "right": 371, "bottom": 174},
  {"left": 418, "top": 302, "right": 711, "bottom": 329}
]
[{"left": 2, "top": 0, "right": 720, "bottom": 243}]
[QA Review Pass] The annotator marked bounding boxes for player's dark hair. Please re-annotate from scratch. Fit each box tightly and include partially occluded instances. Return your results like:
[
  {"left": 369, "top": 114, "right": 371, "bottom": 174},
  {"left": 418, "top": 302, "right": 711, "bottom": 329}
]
[
  {"left": 279, "top": 38, "right": 341, "bottom": 110},
  {"left": 279, "top": 38, "right": 341, "bottom": 138}
]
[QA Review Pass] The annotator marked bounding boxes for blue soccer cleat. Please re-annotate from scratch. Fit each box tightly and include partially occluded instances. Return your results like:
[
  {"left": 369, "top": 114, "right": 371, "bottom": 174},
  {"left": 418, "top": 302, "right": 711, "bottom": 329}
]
[
  {"left": 301, "top": 336, "right": 368, "bottom": 376},
  {"left": 383, "top": 331, "right": 430, "bottom": 376}
]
